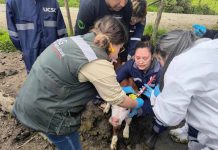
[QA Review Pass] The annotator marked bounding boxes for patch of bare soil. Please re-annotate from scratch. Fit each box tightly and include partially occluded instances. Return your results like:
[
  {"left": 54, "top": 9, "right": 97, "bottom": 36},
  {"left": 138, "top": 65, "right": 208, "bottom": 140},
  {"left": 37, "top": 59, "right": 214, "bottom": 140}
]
[{"left": 0, "top": 52, "right": 53, "bottom": 150}]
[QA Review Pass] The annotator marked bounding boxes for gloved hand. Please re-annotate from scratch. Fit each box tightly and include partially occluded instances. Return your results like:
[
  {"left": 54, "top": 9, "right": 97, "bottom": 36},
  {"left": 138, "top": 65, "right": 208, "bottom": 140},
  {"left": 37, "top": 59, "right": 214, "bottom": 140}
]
[
  {"left": 122, "top": 86, "right": 136, "bottom": 94},
  {"left": 134, "top": 97, "right": 144, "bottom": 109},
  {"left": 142, "top": 84, "right": 160, "bottom": 98},
  {"left": 192, "top": 24, "right": 207, "bottom": 37},
  {"left": 128, "top": 108, "right": 138, "bottom": 118},
  {"left": 128, "top": 96, "right": 144, "bottom": 117}
]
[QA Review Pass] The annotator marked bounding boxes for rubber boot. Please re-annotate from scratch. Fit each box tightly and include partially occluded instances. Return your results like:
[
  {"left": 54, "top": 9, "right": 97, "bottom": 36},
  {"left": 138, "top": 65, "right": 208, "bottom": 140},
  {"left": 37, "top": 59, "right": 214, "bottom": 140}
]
[{"left": 144, "top": 131, "right": 159, "bottom": 150}]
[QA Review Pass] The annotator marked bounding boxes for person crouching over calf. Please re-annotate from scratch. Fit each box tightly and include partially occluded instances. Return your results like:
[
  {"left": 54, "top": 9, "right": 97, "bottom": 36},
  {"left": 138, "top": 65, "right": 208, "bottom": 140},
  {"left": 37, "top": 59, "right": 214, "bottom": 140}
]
[{"left": 12, "top": 16, "right": 145, "bottom": 150}]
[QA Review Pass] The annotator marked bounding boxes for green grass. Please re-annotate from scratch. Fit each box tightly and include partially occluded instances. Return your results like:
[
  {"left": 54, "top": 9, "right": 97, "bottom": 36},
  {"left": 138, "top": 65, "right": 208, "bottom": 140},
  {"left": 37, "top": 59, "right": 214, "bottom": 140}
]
[
  {"left": 147, "top": 0, "right": 158, "bottom": 12},
  {"left": 192, "top": 0, "right": 218, "bottom": 13},
  {"left": 144, "top": 24, "right": 167, "bottom": 39},
  {"left": 212, "top": 24, "right": 218, "bottom": 30},
  {"left": 0, "top": 0, "right": 5, "bottom": 4},
  {"left": 57, "top": 0, "right": 79, "bottom": 7},
  {"left": 0, "top": 29, "right": 17, "bottom": 52},
  {"left": 143, "top": 24, "right": 167, "bottom": 46},
  {"left": 147, "top": 0, "right": 217, "bottom": 14}
]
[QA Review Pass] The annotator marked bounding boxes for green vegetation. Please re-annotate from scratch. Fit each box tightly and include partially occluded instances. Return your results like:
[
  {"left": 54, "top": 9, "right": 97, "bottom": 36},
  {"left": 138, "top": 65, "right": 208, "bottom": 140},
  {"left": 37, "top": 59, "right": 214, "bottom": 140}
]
[
  {"left": 212, "top": 25, "right": 218, "bottom": 30},
  {"left": 147, "top": 0, "right": 158, "bottom": 12},
  {"left": 57, "top": 0, "right": 79, "bottom": 7},
  {"left": 0, "top": 0, "right": 5, "bottom": 4},
  {"left": 144, "top": 24, "right": 167, "bottom": 39},
  {"left": 147, "top": 0, "right": 217, "bottom": 15},
  {"left": 143, "top": 24, "right": 167, "bottom": 47},
  {"left": 192, "top": 0, "right": 218, "bottom": 14},
  {"left": 0, "top": 29, "right": 17, "bottom": 52}
]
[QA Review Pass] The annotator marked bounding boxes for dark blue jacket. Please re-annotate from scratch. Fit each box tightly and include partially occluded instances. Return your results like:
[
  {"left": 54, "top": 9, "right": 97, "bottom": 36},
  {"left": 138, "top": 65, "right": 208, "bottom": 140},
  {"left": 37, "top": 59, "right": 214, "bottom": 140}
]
[
  {"left": 116, "top": 58, "right": 162, "bottom": 115},
  {"left": 6, "top": 0, "right": 67, "bottom": 72},
  {"left": 119, "top": 21, "right": 146, "bottom": 62},
  {"left": 127, "top": 22, "right": 145, "bottom": 56},
  {"left": 74, "top": 0, "right": 132, "bottom": 35},
  {"left": 204, "top": 29, "right": 218, "bottom": 39}
]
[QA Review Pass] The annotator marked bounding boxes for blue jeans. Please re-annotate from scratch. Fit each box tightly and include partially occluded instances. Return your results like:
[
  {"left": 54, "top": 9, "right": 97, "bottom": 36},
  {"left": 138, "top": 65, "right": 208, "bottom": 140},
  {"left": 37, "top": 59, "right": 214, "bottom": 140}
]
[{"left": 47, "top": 131, "right": 82, "bottom": 150}]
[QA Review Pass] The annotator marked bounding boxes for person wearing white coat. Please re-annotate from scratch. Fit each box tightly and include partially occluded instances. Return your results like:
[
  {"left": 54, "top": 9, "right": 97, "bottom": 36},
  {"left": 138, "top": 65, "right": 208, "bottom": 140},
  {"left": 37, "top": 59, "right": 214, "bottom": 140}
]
[{"left": 144, "top": 30, "right": 218, "bottom": 150}]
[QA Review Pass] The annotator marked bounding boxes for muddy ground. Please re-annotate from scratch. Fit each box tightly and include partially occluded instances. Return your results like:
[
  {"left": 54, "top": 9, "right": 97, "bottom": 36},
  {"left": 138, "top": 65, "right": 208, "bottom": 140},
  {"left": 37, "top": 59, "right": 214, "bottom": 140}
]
[{"left": 0, "top": 51, "right": 188, "bottom": 150}]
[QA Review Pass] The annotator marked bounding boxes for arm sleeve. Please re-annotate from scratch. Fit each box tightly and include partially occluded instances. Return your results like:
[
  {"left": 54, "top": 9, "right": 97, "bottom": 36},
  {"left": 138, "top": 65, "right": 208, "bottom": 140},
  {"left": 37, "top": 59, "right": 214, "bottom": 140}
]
[
  {"left": 127, "top": 23, "right": 145, "bottom": 56},
  {"left": 74, "top": 1, "right": 95, "bottom": 35},
  {"left": 6, "top": 0, "right": 22, "bottom": 51},
  {"left": 203, "top": 29, "right": 218, "bottom": 39},
  {"left": 56, "top": 2, "right": 68, "bottom": 38},
  {"left": 78, "top": 60, "right": 126, "bottom": 105},
  {"left": 132, "top": 21, "right": 145, "bottom": 40},
  {"left": 153, "top": 58, "right": 192, "bottom": 126},
  {"left": 122, "top": 0, "right": 132, "bottom": 32},
  {"left": 116, "top": 62, "right": 131, "bottom": 83}
]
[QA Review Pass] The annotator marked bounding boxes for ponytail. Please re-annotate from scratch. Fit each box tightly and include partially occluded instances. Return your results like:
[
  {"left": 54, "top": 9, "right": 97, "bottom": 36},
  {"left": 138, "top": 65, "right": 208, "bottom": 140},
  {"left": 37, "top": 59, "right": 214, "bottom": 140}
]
[{"left": 94, "top": 33, "right": 110, "bottom": 49}]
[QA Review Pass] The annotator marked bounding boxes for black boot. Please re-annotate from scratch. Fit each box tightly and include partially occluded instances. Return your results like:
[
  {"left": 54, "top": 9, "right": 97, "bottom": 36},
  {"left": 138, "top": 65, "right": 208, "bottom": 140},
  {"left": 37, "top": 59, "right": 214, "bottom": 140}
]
[{"left": 144, "top": 131, "right": 159, "bottom": 150}]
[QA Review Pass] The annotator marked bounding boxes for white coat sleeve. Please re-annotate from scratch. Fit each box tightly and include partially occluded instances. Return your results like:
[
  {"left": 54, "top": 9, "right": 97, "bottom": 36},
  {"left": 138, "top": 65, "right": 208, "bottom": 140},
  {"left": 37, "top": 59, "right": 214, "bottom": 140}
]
[{"left": 153, "top": 57, "right": 192, "bottom": 126}]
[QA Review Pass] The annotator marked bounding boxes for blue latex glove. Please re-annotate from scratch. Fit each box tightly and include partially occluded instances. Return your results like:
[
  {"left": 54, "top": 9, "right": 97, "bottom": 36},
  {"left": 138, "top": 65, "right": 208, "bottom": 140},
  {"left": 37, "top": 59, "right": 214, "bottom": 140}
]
[
  {"left": 122, "top": 86, "right": 136, "bottom": 94},
  {"left": 135, "top": 97, "right": 144, "bottom": 109},
  {"left": 142, "top": 84, "right": 153, "bottom": 98},
  {"left": 128, "top": 98, "right": 144, "bottom": 118},
  {"left": 128, "top": 108, "right": 138, "bottom": 118},
  {"left": 192, "top": 24, "right": 207, "bottom": 37},
  {"left": 143, "top": 84, "right": 161, "bottom": 98}
]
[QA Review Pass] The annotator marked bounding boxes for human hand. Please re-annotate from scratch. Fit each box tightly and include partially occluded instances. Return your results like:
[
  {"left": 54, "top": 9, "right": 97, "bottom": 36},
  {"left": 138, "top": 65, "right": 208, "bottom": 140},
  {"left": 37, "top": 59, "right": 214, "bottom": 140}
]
[
  {"left": 192, "top": 24, "right": 207, "bottom": 37},
  {"left": 134, "top": 97, "right": 144, "bottom": 109},
  {"left": 122, "top": 86, "right": 136, "bottom": 94},
  {"left": 142, "top": 84, "right": 160, "bottom": 98},
  {"left": 142, "top": 84, "right": 153, "bottom": 98}
]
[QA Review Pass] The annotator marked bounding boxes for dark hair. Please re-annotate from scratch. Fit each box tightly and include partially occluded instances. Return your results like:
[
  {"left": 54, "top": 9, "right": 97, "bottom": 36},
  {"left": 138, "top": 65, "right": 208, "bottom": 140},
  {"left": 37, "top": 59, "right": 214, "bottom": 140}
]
[
  {"left": 132, "top": 0, "right": 147, "bottom": 18},
  {"left": 134, "top": 41, "right": 154, "bottom": 55},
  {"left": 92, "top": 16, "right": 128, "bottom": 49},
  {"left": 141, "top": 35, "right": 150, "bottom": 42}
]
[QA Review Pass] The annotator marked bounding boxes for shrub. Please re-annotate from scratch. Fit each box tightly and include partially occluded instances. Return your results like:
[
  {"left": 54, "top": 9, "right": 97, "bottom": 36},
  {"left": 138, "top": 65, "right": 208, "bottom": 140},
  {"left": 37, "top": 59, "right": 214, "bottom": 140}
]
[
  {"left": 144, "top": 24, "right": 167, "bottom": 39},
  {"left": 165, "top": 0, "right": 192, "bottom": 13},
  {"left": 0, "top": 29, "right": 17, "bottom": 52},
  {"left": 143, "top": 24, "right": 167, "bottom": 46},
  {"left": 190, "top": 5, "right": 215, "bottom": 15}
]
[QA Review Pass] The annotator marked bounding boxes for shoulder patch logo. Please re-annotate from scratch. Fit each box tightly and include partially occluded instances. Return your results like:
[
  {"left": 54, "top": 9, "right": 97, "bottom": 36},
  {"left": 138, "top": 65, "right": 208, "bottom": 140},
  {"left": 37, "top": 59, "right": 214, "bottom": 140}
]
[
  {"left": 78, "top": 20, "right": 85, "bottom": 30},
  {"left": 43, "top": 7, "right": 56, "bottom": 13}
]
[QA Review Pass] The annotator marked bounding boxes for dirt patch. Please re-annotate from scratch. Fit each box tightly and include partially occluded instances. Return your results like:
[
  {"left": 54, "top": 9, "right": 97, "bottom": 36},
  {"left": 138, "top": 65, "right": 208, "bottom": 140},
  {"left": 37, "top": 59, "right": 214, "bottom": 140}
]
[{"left": 0, "top": 52, "right": 53, "bottom": 150}]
